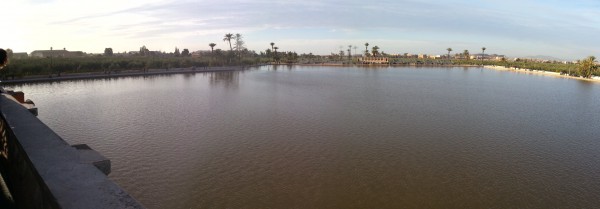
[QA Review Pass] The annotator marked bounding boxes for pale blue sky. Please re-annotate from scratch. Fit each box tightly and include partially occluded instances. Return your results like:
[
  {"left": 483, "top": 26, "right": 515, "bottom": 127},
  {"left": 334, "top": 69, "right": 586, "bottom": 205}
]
[{"left": 4, "top": 0, "right": 600, "bottom": 60}]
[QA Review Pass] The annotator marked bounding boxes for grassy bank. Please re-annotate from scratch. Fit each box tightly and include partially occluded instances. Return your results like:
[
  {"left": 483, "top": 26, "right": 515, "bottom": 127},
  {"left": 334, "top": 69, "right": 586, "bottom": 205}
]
[{"left": 450, "top": 59, "right": 599, "bottom": 76}]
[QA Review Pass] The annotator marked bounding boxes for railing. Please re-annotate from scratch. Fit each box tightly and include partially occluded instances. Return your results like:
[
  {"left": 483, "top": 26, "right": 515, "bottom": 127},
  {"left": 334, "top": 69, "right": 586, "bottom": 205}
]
[{"left": 0, "top": 93, "right": 144, "bottom": 209}]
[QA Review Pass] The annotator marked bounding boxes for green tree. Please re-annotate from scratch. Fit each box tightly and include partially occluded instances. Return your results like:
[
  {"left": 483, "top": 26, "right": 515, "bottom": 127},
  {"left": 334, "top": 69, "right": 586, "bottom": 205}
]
[
  {"left": 270, "top": 42, "right": 275, "bottom": 51},
  {"left": 463, "top": 49, "right": 470, "bottom": 59},
  {"left": 182, "top": 49, "right": 190, "bottom": 57},
  {"left": 265, "top": 49, "right": 272, "bottom": 57},
  {"left": 364, "top": 42, "right": 369, "bottom": 56},
  {"left": 139, "top": 46, "right": 149, "bottom": 56},
  {"left": 578, "top": 56, "right": 598, "bottom": 78},
  {"left": 447, "top": 48, "right": 453, "bottom": 59},
  {"left": 174, "top": 47, "right": 180, "bottom": 57},
  {"left": 273, "top": 46, "right": 279, "bottom": 63},
  {"left": 214, "top": 49, "right": 224, "bottom": 62},
  {"left": 104, "top": 48, "right": 113, "bottom": 56},
  {"left": 6, "top": 48, "right": 13, "bottom": 59}
]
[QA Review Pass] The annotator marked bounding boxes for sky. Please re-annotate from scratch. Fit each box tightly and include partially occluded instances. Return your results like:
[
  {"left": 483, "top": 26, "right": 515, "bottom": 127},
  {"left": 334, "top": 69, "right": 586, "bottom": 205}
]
[{"left": 3, "top": 0, "right": 600, "bottom": 60}]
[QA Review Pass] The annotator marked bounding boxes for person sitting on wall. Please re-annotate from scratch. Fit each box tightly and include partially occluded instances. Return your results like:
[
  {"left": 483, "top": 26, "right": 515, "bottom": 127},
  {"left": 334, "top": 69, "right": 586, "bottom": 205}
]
[{"left": 0, "top": 49, "right": 7, "bottom": 70}]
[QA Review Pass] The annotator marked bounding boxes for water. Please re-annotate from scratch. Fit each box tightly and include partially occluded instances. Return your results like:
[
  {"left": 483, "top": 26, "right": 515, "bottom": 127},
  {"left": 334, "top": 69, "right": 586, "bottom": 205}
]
[{"left": 5, "top": 66, "right": 600, "bottom": 208}]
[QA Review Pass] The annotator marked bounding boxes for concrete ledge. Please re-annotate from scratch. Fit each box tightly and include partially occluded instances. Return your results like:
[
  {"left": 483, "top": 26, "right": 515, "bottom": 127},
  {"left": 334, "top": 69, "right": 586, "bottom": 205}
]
[
  {"left": 72, "top": 144, "right": 111, "bottom": 175},
  {"left": 0, "top": 94, "right": 144, "bottom": 209}
]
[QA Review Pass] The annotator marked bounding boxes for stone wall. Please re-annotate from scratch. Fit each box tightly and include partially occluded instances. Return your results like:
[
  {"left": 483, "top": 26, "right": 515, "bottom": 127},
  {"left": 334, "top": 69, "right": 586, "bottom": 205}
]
[{"left": 0, "top": 94, "right": 144, "bottom": 209}]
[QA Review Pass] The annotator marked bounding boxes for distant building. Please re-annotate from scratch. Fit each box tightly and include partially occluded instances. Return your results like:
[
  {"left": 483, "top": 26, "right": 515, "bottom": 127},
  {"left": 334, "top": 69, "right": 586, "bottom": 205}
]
[
  {"left": 359, "top": 57, "right": 389, "bottom": 64},
  {"left": 406, "top": 54, "right": 418, "bottom": 59},
  {"left": 30, "top": 48, "right": 84, "bottom": 58},
  {"left": 490, "top": 54, "right": 506, "bottom": 60},
  {"left": 191, "top": 51, "right": 203, "bottom": 57},
  {"left": 472, "top": 54, "right": 506, "bottom": 61}
]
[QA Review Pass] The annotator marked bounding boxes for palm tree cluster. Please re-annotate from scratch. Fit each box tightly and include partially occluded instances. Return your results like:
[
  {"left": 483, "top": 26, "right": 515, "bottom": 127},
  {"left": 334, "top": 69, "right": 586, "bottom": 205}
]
[
  {"left": 265, "top": 42, "right": 280, "bottom": 63},
  {"left": 578, "top": 56, "right": 598, "bottom": 78},
  {"left": 371, "top": 46, "right": 380, "bottom": 57},
  {"left": 219, "top": 33, "right": 249, "bottom": 63}
]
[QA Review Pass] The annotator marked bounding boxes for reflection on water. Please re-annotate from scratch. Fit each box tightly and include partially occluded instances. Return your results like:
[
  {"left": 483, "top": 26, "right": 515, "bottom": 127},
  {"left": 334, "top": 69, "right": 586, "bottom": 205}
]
[
  {"left": 5, "top": 66, "right": 600, "bottom": 209},
  {"left": 182, "top": 73, "right": 196, "bottom": 80},
  {"left": 209, "top": 71, "right": 239, "bottom": 88}
]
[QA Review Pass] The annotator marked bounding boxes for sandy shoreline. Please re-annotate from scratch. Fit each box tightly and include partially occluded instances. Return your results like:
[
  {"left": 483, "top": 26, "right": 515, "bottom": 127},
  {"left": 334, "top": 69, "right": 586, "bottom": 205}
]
[
  {"left": 483, "top": 65, "right": 600, "bottom": 83},
  {"left": 0, "top": 66, "right": 257, "bottom": 85},
  {"left": 293, "top": 63, "right": 478, "bottom": 67}
]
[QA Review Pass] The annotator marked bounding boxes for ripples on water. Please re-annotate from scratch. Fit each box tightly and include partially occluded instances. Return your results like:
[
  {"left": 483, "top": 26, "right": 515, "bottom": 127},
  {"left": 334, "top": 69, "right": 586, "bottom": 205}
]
[{"left": 6, "top": 66, "right": 600, "bottom": 208}]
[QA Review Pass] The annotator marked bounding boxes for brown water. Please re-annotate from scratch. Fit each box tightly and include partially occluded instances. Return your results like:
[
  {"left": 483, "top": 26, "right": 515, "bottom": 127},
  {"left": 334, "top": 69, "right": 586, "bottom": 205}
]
[{"left": 6, "top": 66, "right": 600, "bottom": 208}]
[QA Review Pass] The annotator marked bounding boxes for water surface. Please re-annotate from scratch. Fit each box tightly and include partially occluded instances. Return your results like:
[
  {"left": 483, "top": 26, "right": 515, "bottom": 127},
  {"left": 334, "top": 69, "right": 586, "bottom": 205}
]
[{"left": 6, "top": 66, "right": 600, "bottom": 208}]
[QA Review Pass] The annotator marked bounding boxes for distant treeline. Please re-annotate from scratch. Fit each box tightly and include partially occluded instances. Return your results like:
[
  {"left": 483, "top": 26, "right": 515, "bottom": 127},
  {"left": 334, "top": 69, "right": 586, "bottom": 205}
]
[
  {"left": 1, "top": 50, "right": 312, "bottom": 79},
  {"left": 1, "top": 56, "right": 265, "bottom": 79},
  {"left": 386, "top": 58, "right": 597, "bottom": 77},
  {"left": 2, "top": 55, "right": 597, "bottom": 79}
]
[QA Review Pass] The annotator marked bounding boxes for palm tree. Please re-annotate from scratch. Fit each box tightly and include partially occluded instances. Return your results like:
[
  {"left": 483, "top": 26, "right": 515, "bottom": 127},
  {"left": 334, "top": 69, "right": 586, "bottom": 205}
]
[
  {"left": 273, "top": 47, "right": 279, "bottom": 64},
  {"left": 578, "top": 56, "right": 598, "bottom": 78},
  {"left": 364, "top": 42, "right": 369, "bottom": 56},
  {"left": 208, "top": 43, "right": 217, "bottom": 67},
  {"left": 348, "top": 45, "right": 352, "bottom": 59},
  {"left": 481, "top": 47, "right": 486, "bottom": 63},
  {"left": 209, "top": 43, "right": 216, "bottom": 53},
  {"left": 463, "top": 49, "right": 470, "bottom": 59},
  {"left": 353, "top": 46, "right": 358, "bottom": 56},
  {"left": 372, "top": 46, "right": 380, "bottom": 57},
  {"left": 447, "top": 48, "right": 452, "bottom": 59},
  {"left": 223, "top": 33, "right": 233, "bottom": 51},
  {"left": 268, "top": 44, "right": 276, "bottom": 62}
]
